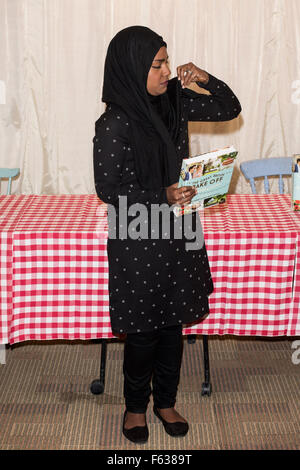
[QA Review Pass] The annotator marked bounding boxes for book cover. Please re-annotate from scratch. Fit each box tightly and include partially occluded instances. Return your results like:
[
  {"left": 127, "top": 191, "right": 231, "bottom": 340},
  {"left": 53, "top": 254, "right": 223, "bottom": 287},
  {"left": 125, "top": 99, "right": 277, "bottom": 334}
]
[
  {"left": 292, "top": 154, "right": 300, "bottom": 211},
  {"left": 174, "top": 146, "right": 238, "bottom": 216}
]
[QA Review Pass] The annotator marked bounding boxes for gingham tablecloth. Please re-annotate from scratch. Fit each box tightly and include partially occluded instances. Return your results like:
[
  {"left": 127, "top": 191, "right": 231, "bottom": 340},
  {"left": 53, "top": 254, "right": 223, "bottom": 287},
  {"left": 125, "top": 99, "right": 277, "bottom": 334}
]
[
  {"left": 185, "top": 194, "right": 300, "bottom": 337},
  {"left": 1, "top": 194, "right": 300, "bottom": 345}
]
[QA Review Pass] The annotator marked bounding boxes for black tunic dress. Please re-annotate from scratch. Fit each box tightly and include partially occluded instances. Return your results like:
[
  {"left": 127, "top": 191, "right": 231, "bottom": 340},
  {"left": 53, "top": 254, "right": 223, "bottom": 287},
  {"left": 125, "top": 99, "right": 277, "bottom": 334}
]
[{"left": 93, "top": 74, "right": 241, "bottom": 334}]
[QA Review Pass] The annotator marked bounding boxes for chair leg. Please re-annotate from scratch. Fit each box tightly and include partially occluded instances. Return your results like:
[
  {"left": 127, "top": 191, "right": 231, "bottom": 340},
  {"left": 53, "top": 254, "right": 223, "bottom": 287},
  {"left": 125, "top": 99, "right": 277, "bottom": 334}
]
[
  {"left": 201, "top": 335, "right": 212, "bottom": 396},
  {"left": 90, "top": 339, "right": 107, "bottom": 395}
]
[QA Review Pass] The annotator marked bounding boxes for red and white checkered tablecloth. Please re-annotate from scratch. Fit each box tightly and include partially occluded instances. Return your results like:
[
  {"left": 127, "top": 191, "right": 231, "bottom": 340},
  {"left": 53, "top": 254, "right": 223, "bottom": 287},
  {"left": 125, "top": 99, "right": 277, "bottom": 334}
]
[
  {"left": 184, "top": 194, "right": 300, "bottom": 336},
  {"left": 0, "top": 195, "right": 110, "bottom": 344},
  {"left": 1, "top": 194, "right": 300, "bottom": 345}
]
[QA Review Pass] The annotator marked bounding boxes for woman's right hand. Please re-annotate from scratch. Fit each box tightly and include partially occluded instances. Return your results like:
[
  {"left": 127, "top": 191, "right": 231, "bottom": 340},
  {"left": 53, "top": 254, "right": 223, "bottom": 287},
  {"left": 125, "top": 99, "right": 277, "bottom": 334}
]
[{"left": 166, "top": 182, "right": 197, "bottom": 205}]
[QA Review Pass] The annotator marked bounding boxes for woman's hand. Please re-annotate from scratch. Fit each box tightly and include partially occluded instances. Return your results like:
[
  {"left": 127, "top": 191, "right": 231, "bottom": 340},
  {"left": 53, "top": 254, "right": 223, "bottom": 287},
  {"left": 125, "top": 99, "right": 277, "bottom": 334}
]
[
  {"left": 166, "top": 182, "right": 197, "bottom": 205},
  {"left": 176, "top": 63, "right": 209, "bottom": 88}
]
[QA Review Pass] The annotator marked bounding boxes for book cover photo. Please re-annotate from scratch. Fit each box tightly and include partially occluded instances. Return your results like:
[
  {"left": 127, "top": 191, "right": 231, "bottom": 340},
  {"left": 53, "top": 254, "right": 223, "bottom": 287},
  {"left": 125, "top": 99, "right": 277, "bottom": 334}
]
[{"left": 174, "top": 146, "right": 238, "bottom": 216}]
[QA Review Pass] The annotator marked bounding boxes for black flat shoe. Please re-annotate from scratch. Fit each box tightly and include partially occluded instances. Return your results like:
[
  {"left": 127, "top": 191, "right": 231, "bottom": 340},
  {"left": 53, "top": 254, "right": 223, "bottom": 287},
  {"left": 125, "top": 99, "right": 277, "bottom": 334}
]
[
  {"left": 122, "top": 410, "right": 149, "bottom": 444},
  {"left": 153, "top": 406, "right": 189, "bottom": 437}
]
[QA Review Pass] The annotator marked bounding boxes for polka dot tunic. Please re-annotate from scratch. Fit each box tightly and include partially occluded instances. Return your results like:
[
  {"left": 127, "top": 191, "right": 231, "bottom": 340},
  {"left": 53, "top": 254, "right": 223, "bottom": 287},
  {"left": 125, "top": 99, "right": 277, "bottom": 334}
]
[{"left": 93, "top": 74, "right": 241, "bottom": 334}]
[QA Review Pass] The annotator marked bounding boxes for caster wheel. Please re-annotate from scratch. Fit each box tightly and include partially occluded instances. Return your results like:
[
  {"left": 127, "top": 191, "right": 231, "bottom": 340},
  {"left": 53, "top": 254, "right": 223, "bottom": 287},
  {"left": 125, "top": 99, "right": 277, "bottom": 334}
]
[
  {"left": 187, "top": 335, "right": 196, "bottom": 344},
  {"left": 201, "top": 382, "right": 212, "bottom": 396},
  {"left": 90, "top": 379, "right": 104, "bottom": 395}
]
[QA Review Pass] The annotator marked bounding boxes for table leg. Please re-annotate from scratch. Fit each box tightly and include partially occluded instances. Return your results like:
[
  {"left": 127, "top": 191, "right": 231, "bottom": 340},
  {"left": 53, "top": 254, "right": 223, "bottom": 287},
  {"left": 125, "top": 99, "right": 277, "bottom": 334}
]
[
  {"left": 90, "top": 339, "right": 107, "bottom": 395},
  {"left": 201, "top": 335, "right": 212, "bottom": 396},
  {"left": 0, "top": 344, "right": 6, "bottom": 365},
  {"left": 89, "top": 335, "right": 212, "bottom": 397}
]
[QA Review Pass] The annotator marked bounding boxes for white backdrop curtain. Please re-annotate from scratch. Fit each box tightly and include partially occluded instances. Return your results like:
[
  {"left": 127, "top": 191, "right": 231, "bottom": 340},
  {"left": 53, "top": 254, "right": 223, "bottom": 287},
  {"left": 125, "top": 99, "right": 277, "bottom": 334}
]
[{"left": 1, "top": 0, "right": 300, "bottom": 195}]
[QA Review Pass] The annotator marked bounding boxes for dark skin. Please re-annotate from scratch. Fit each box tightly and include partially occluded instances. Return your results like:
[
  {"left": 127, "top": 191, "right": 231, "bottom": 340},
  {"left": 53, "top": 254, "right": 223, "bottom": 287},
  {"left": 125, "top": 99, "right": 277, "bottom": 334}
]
[
  {"left": 166, "top": 182, "right": 197, "bottom": 206},
  {"left": 124, "top": 52, "right": 209, "bottom": 432}
]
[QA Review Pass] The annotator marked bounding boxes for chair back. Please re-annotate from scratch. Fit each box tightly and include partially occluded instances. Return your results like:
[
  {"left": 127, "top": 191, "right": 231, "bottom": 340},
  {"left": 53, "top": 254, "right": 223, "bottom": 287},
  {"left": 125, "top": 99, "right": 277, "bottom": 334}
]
[
  {"left": 0, "top": 168, "right": 20, "bottom": 195},
  {"left": 240, "top": 157, "right": 292, "bottom": 194}
]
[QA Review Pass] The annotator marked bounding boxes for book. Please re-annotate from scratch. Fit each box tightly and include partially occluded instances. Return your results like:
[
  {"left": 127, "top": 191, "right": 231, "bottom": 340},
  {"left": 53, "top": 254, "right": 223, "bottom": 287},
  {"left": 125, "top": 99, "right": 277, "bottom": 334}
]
[
  {"left": 292, "top": 154, "right": 300, "bottom": 211},
  {"left": 173, "top": 145, "right": 238, "bottom": 216}
]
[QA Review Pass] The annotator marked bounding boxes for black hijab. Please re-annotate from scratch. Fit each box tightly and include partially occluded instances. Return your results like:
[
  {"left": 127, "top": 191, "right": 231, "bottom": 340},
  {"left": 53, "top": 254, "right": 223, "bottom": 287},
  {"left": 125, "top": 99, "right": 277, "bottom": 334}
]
[{"left": 102, "top": 26, "right": 182, "bottom": 190}]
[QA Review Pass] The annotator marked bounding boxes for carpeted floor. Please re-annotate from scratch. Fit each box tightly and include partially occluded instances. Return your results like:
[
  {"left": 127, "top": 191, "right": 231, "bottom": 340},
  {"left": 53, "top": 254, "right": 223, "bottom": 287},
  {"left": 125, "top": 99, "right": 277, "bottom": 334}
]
[{"left": 0, "top": 335, "right": 299, "bottom": 450}]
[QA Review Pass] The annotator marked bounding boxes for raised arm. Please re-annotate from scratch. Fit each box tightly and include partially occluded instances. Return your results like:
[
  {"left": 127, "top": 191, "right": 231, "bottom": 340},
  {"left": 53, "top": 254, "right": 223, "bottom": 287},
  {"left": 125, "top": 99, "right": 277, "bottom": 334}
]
[{"left": 177, "top": 62, "right": 241, "bottom": 122}]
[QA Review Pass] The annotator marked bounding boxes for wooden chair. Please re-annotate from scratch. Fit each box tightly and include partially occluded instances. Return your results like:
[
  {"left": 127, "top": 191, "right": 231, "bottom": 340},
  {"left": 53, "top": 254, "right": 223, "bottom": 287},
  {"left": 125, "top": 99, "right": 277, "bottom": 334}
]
[{"left": 240, "top": 157, "right": 292, "bottom": 194}]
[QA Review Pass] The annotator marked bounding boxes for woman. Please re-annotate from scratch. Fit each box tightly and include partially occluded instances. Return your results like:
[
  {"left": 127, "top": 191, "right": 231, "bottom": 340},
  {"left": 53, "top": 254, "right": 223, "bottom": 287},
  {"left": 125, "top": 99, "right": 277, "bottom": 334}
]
[{"left": 93, "top": 26, "right": 241, "bottom": 444}]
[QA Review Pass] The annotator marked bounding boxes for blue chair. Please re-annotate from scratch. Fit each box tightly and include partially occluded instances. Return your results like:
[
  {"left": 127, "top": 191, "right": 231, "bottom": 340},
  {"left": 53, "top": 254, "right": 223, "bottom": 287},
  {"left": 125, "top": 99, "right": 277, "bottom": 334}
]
[
  {"left": 0, "top": 168, "right": 20, "bottom": 195},
  {"left": 240, "top": 157, "right": 292, "bottom": 194},
  {"left": 0, "top": 168, "right": 20, "bottom": 363}
]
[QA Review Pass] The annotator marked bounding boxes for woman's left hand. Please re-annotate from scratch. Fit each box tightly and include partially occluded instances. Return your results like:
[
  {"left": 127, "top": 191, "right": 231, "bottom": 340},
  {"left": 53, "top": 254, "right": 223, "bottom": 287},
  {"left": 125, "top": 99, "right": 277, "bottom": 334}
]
[{"left": 176, "top": 63, "right": 209, "bottom": 88}]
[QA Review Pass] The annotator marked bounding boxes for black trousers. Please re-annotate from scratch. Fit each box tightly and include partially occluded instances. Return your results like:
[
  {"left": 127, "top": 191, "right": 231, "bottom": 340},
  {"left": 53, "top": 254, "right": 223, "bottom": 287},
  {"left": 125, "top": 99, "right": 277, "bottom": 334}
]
[{"left": 123, "top": 325, "right": 183, "bottom": 413}]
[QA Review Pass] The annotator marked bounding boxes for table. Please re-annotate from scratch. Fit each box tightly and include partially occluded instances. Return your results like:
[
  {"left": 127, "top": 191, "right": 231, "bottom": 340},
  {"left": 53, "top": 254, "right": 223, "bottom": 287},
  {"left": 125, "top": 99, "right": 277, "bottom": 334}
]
[
  {"left": 187, "top": 194, "right": 300, "bottom": 337},
  {"left": 1, "top": 194, "right": 300, "bottom": 365}
]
